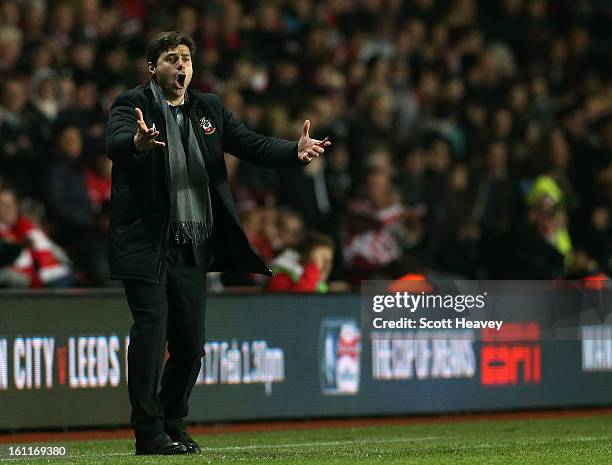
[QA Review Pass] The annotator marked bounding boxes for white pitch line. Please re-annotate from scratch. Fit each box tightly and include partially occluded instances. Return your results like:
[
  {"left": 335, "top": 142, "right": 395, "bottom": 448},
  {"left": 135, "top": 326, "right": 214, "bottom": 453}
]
[{"left": 202, "top": 435, "right": 447, "bottom": 451}]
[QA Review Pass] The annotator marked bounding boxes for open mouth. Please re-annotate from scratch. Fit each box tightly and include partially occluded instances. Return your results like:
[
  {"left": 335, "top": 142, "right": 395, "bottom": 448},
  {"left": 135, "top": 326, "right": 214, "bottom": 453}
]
[{"left": 176, "top": 73, "right": 186, "bottom": 88}]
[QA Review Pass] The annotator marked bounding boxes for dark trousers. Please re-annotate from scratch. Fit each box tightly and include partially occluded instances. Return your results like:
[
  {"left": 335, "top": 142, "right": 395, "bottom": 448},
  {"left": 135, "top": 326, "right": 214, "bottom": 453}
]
[{"left": 123, "top": 242, "right": 212, "bottom": 441}]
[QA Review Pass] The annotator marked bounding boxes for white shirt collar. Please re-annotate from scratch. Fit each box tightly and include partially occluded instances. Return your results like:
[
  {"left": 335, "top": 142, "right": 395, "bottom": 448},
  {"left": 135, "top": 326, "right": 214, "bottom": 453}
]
[{"left": 168, "top": 100, "right": 184, "bottom": 108}]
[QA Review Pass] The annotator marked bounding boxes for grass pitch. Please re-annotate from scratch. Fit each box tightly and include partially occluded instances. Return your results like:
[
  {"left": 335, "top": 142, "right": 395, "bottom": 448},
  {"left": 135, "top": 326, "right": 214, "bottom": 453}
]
[{"left": 1, "top": 414, "right": 611, "bottom": 464}]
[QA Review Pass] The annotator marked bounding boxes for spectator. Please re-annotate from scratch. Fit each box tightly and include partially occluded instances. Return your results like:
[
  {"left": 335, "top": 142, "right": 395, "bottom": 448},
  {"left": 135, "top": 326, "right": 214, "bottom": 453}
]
[
  {"left": 85, "top": 152, "right": 112, "bottom": 213},
  {"left": 0, "top": 79, "right": 40, "bottom": 199},
  {"left": 342, "top": 169, "right": 417, "bottom": 281},
  {"left": 46, "top": 125, "right": 96, "bottom": 282},
  {"left": 267, "top": 231, "right": 335, "bottom": 293},
  {"left": 0, "top": 187, "right": 74, "bottom": 288},
  {"left": 278, "top": 157, "right": 335, "bottom": 235},
  {"left": 275, "top": 208, "right": 304, "bottom": 253},
  {"left": 398, "top": 144, "right": 429, "bottom": 207},
  {"left": 472, "top": 140, "right": 518, "bottom": 237},
  {"left": 0, "top": 25, "right": 22, "bottom": 74},
  {"left": 582, "top": 205, "right": 612, "bottom": 275},
  {"left": 499, "top": 176, "right": 570, "bottom": 279},
  {"left": 47, "top": 125, "right": 95, "bottom": 239},
  {"left": 526, "top": 175, "right": 573, "bottom": 268}
]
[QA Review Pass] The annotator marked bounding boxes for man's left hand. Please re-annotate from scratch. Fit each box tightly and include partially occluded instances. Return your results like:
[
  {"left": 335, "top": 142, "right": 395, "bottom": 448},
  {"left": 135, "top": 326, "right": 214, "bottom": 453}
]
[{"left": 298, "top": 120, "right": 331, "bottom": 164}]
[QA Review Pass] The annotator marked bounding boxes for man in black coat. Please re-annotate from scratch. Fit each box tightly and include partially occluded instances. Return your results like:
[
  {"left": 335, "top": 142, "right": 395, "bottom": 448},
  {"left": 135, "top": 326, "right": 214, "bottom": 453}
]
[{"left": 105, "top": 31, "right": 330, "bottom": 455}]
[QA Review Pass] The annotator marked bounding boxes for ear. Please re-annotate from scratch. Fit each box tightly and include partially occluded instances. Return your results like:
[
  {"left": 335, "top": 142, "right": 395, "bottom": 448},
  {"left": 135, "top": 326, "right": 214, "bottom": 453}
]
[{"left": 147, "top": 62, "right": 155, "bottom": 76}]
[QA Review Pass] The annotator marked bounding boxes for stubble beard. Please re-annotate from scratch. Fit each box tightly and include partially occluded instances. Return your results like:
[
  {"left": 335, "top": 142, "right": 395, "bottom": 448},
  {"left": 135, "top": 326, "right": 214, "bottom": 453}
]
[{"left": 160, "top": 80, "right": 184, "bottom": 102}]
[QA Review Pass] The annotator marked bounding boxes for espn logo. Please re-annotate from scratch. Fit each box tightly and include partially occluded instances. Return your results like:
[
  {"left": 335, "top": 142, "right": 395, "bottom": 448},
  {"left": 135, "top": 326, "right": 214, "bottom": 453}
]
[{"left": 480, "top": 323, "right": 541, "bottom": 386}]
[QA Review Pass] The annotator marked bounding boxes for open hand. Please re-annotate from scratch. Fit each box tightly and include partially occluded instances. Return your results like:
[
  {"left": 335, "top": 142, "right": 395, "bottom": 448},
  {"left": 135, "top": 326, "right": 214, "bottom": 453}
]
[
  {"left": 133, "top": 107, "right": 165, "bottom": 152},
  {"left": 297, "top": 120, "right": 331, "bottom": 165}
]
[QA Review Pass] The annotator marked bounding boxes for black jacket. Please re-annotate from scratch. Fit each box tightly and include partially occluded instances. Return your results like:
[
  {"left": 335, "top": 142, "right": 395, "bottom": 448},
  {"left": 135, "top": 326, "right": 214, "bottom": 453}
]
[{"left": 105, "top": 81, "right": 299, "bottom": 284}]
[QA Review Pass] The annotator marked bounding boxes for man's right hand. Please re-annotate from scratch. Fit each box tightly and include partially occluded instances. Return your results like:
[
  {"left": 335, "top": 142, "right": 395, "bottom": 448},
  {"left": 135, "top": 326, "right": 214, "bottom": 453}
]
[{"left": 133, "top": 107, "right": 165, "bottom": 152}]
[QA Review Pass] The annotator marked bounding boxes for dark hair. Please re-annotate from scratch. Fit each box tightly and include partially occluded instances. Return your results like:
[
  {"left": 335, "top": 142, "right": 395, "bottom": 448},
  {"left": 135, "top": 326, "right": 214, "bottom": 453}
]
[
  {"left": 298, "top": 231, "right": 335, "bottom": 257},
  {"left": 146, "top": 31, "right": 196, "bottom": 66}
]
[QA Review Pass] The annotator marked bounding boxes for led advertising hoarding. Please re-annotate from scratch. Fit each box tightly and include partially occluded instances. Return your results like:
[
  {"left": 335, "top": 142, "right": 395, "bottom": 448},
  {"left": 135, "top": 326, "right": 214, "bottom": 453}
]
[{"left": 0, "top": 286, "right": 611, "bottom": 430}]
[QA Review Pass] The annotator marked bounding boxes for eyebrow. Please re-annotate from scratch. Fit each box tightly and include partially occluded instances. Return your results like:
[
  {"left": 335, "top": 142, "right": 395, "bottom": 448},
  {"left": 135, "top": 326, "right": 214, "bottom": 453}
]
[{"left": 166, "top": 51, "right": 191, "bottom": 58}]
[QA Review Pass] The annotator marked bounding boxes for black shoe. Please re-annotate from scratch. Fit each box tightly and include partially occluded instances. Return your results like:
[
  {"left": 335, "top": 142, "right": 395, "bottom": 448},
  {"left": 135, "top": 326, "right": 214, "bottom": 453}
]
[
  {"left": 168, "top": 430, "right": 201, "bottom": 454},
  {"left": 135, "top": 433, "right": 188, "bottom": 455}
]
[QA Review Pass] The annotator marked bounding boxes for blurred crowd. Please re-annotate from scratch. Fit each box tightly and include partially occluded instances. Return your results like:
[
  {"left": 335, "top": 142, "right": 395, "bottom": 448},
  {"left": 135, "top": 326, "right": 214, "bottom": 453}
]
[{"left": 1, "top": 0, "right": 611, "bottom": 289}]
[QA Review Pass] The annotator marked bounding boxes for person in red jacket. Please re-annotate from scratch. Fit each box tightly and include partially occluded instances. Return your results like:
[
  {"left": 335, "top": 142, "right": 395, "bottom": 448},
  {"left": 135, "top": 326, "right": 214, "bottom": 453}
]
[
  {"left": 0, "top": 187, "right": 75, "bottom": 288},
  {"left": 267, "top": 231, "right": 335, "bottom": 293}
]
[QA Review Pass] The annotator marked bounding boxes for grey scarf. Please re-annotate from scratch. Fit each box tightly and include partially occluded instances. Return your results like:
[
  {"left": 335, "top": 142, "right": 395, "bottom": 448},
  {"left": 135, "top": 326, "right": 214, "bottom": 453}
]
[{"left": 150, "top": 80, "right": 213, "bottom": 246}]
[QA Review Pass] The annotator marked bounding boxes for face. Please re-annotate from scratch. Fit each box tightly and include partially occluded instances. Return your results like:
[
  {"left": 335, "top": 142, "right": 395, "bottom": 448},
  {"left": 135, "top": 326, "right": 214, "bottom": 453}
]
[
  {"left": 0, "top": 191, "right": 18, "bottom": 227},
  {"left": 150, "top": 44, "right": 193, "bottom": 101},
  {"left": 404, "top": 150, "right": 426, "bottom": 176},
  {"left": 279, "top": 215, "right": 303, "bottom": 249},
  {"left": 591, "top": 207, "right": 609, "bottom": 231},
  {"left": 309, "top": 246, "right": 334, "bottom": 279},
  {"left": 488, "top": 143, "right": 507, "bottom": 171},
  {"left": 59, "top": 127, "right": 83, "bottom": 159},
  {"left": 2, "top": 80, "right": 27, "bottom": 113},
  {"left": 450, "top": 164, "right": 468, "bottom": 190},
  {"left": 367, "top": 173, "right": 391, "bottom": 206}
]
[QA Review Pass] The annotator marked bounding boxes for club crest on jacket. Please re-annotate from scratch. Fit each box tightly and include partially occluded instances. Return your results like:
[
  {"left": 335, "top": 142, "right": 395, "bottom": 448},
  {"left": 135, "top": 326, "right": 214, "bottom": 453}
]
[{"left": 200, "top": 117, "right": 216, "bottom": 135}]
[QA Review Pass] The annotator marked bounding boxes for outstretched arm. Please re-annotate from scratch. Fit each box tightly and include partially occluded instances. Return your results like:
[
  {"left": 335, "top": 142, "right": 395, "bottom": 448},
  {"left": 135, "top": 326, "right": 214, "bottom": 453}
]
[{"left": 220, "top": 100, "right": 331, "bottom": 168}]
